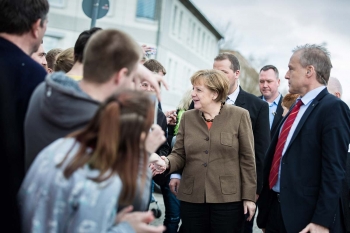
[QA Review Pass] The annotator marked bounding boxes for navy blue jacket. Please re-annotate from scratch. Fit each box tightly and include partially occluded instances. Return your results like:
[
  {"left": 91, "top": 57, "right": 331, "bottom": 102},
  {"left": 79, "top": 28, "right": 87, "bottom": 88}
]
[
  {"left": 257, "top": 88, "right": 350, "bottom": 232},
  {"left": 0, "top": 37, "right": 47, "bottom": 191}
]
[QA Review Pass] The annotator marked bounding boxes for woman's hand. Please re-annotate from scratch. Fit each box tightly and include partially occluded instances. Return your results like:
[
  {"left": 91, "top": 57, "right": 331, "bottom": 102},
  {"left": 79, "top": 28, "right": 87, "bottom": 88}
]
[
  {"left": 243, "top": 200, "right": 256, "bottom": 221},
  {"left": 148, "top": 153, "right": 166, "bottom": 176},
  {"left": 145, "top": 124, "right": 166, "bottom": 154}
]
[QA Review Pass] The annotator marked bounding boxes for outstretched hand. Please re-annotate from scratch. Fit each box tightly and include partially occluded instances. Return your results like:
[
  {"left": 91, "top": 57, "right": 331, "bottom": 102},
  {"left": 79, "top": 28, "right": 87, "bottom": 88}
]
[
  {"left": 145, "top": 124, "right": 166, "bottom": 154},
  {"left": 149, "top": 153, "right": 166, "bottom": 176}
]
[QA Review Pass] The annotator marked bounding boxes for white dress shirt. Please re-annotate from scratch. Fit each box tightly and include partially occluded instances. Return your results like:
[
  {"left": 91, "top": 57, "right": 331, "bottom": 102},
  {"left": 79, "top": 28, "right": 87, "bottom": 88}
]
[{"left": 226, "top": 85, "right": 240, "bottom": 105}]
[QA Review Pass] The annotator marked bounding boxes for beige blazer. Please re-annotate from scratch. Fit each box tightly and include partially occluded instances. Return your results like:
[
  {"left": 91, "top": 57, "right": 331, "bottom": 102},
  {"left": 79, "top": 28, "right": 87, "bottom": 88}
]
[{"left": 168, "top": 104, "right": 256, "bottom": 203}]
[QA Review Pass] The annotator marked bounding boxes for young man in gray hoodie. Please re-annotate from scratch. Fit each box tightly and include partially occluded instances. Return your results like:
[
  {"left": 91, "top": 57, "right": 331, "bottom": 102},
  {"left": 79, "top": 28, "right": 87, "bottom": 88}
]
[{"left": 24, "top": 29, "right": 165, "bottom": 224}]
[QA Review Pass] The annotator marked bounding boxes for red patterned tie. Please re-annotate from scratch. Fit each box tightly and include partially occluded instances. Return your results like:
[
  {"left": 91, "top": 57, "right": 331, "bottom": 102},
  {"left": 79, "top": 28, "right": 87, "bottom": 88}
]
[{"left": 269, "top": 100, "right": 303, "bottom": 189}]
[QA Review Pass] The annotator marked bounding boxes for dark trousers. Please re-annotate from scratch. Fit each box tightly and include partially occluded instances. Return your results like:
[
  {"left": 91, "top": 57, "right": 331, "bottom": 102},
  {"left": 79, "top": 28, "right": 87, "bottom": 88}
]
[
  {"left": 180, "top": 201, "right": 244, "bottom": 233},
  {"left": 161, "top": 176, "right": 181, "bottom": 233},
  {"left": 265, "top": 192, "right": 287, "bottom": 233}
]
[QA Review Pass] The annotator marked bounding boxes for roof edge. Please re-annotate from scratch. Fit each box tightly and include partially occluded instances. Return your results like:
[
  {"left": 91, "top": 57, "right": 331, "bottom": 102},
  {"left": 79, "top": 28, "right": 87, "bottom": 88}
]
[{"left": 180, "top": 0, "right": 224, "bottom": 40}]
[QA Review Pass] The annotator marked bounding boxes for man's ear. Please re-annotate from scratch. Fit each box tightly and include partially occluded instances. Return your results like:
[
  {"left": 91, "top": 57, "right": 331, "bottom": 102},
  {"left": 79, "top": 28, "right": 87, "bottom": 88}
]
[
  {"left": 113, "top": 67, "right": 129, "bottom": 85},
  {"left": 235, "top": 70, "right": 240, "bottom": 79},
  {"left": 47, "top": 68, "right": 53, "bottom": 73},
  {"left": 306, "top": 65, "right": 315, "bottom": 77},
  {"left": 31, "top": 19, "right": 41, "bottom": 39}
]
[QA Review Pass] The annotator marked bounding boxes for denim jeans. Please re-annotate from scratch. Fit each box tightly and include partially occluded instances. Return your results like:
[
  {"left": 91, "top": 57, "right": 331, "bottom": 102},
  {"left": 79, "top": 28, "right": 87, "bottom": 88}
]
[{"left": 161, "top": 176, "right": 181, "bottom": 233}]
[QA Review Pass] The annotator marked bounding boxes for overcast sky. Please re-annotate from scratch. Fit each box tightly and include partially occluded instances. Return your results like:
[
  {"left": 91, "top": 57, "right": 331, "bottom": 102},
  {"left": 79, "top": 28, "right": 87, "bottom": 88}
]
[{"left": 191, "top": 0, "right": 350, "bottom": 105}]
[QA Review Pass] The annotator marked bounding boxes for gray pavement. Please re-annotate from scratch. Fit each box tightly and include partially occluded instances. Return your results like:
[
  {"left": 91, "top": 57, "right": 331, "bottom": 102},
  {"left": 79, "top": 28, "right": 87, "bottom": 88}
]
[{"left": 149, "top": 192, "right": 262, "bottom": 232}]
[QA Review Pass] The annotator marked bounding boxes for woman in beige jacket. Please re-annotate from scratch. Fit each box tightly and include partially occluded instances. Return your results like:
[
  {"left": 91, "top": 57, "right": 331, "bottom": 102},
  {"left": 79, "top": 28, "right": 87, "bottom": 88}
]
[{"left": 161, "top": 69, "right": 256, "bottom": 233}]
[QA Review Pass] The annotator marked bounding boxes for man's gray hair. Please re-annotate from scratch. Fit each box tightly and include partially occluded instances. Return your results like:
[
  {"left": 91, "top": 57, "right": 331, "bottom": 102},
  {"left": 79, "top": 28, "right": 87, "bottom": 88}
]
[{"left": 292, "top": 44, "right": 332, "bottom": 85}]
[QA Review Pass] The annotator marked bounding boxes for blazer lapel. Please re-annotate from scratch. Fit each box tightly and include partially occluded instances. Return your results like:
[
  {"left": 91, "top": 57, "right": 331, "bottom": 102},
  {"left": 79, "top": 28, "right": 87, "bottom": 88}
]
[
  {"left": 235, "top": 87, "right": 246, "bottom": 107},
  {"left": 284, "top": 89, "right": 328, "bottom": 153},
  {"left": 271, "top": 96, "right": 283, "bottom": 131}
]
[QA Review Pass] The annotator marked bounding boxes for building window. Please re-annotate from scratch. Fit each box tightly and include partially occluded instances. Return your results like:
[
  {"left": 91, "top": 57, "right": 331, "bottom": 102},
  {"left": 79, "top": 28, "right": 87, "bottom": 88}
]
[
  {"left": 187, "top": 19, "right": 192, "bottom": 43},
  {"left": 172, "top": 5, "right": 178, "bottom": 34},
  {"left": 136, "top": 0, "right": 157, "bottom": 20},
  {"left": 197, "top": 28, "right": 201, "bottom": 51},
  {"left": 201, "top": 32, "right": 205, "bottom": 54},
  {"left": 178, "top": 11, "right": 183, "bottom": 39},
  {"left": 191, "top": 22, "right": 195, "bottom": 46},
  {"left": 48, "top": 0, "right": 65, "bottom": 8},
  {"left": 43, "top": 36, "right": 61, "bottom": 52}
]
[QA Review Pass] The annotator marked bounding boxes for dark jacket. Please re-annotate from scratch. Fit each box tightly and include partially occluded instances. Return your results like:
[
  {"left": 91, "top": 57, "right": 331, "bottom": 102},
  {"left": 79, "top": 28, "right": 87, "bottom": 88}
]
[
  {"left": 257, "top": 89, "right": 350, "bottom": 232},
  {"left": 0, "top": 37, "right": 47, "bottom": 232},
  {"left": 189, "top": 87, "right": 270, "bottom": 194},
  {"left": 156, "top": 109, "right": 170, "bottom": 156},
  {"left": 259, "top": 95, "right": 284, "bottom": 139},
  {"left": 342, "top": 152, "right": 350, "bottom": 232}
]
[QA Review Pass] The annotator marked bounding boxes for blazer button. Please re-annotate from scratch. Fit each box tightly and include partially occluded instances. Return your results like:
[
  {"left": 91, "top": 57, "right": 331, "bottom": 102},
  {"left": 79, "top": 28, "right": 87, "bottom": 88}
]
[
  {"left": 203, "top": 163, "right": 207, "bottom": 167},
  {"left": 204, "top": 150, "right": 208, "bottom": 154},
  {"left": 205, "top": 137, "right": 209, "bottom": 141}
]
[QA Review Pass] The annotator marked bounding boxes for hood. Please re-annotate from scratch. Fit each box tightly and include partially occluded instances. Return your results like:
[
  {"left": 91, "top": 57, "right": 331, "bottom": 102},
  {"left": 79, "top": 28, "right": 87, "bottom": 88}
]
[{"left": 40, "top": 72, "right": 100, "bottom": 130}]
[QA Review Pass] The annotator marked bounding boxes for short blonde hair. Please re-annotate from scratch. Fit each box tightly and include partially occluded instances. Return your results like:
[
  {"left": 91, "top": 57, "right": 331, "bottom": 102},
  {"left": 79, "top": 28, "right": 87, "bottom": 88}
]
[{"left": 190, "top": 69, "right": 229, "bottom": 103}]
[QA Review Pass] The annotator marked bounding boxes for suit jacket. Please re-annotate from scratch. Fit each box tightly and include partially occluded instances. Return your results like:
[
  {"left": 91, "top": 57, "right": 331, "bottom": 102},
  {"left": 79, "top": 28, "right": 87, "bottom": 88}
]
[
  {"left": 167, "top": 104, "right": 256, "bottom": 203},
  {"left": 0, "top": 37, "right": 46, "bottom": 232},
  {"left": 235, "top": 87, "right": 270, "bottom": 194},
  {"left": 189, "top": 87, "right": 270, "bottom": 194},
  {"left": 259, "top": 95, "right": 284, "bottom": 139},
  {"left": 342, "top": 152, "right": 350, "bottom": 232},
  {"left": 257, "top": 88, "right": 350, "bottom": 232}
]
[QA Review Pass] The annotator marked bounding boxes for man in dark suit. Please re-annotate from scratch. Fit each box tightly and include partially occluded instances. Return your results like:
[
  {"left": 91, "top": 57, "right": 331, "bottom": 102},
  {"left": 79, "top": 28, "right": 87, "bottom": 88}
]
[
  {"left": 0, "top": 0, "right": 49, "bottom": 231},
  {"left": 212, "top": 53, "right": 270, "bottom": 199},
  {"left": 327, "top": 77, "right": 350, "bottom": 233},
  {"left": 257, "top": 45, "right": 350, "bottom": 233},
  {"left": 259, "top": 65, "right": 284, "bottom": 139}
]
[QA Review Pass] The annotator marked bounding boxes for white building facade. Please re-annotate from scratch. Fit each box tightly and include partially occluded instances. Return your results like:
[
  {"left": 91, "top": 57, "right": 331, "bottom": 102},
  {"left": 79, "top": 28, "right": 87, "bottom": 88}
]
[{"left": 45, "top": 0, "right": 222, "bottom": 110}]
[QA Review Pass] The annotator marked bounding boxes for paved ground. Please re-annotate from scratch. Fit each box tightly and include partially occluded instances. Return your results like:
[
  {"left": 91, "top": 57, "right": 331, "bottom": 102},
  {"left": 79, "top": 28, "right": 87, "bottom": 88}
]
[{"left": 149, "top": 192, "right": 262, "bottom": 232}]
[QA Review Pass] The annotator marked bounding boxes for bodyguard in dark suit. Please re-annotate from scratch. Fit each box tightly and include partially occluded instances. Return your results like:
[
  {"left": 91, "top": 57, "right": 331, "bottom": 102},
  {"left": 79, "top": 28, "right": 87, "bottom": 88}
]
[
  {"left": 258, "top": 65, "right": 284, "bottom": 139},
  {"left": 212, "top": 53, "right": 270, "bottom": 197},
  {"left": 327, "top": 77, "right": 350, "bottom": 233},
  {"left": 257, "top": 45, "right": 350, "bottom": 233}
]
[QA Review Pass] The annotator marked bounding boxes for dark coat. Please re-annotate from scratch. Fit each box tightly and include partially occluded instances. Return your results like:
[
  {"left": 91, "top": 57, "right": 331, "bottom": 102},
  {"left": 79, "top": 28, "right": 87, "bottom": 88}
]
[
  {"left": 342, "top": 152, "right": 350, "bottom": 232},
  {"left": 0, "top": 37, "right": 46, "bottom": 232},
  {"left": 257, "top": 88, "right": 350, "bottom": 232}
]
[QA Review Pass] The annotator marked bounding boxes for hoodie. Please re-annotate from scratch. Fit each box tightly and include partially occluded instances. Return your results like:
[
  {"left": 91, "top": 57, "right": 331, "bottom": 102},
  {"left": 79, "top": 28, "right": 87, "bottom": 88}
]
[
  {"left": 25, "top": 72, "right": 99, "bottom": 170},
  {"left": 24, "top": 72, "right": 151, "bottom": 211}
]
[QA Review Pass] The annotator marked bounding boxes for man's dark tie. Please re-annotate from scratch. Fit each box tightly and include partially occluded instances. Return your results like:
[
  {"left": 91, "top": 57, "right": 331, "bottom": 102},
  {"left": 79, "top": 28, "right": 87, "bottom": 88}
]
[{"left": 269, "top": 100, "right": 303, "bottom": 189}]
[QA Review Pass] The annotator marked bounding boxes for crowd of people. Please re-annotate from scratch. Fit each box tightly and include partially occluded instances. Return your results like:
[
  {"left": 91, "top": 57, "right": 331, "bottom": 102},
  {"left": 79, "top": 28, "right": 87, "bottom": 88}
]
[{"left": 0, "top": 0, "right": 349, "bottom": 233}]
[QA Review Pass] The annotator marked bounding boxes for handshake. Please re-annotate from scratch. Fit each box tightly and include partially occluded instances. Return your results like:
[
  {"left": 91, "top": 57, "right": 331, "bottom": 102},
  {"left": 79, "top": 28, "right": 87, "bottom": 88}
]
[{"left": 149, "top": 153, "right": 169, "bottom": 176}]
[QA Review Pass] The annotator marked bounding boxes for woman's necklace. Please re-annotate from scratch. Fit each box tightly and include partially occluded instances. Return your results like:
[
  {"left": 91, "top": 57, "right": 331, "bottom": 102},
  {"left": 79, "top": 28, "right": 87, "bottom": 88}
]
[{"left": 202, "top": 103, "right": 224, "bottom": 122}]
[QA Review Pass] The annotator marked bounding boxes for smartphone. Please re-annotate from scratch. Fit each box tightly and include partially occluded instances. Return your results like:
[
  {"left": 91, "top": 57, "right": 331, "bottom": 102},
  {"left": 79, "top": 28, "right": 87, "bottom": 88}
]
[{"left": 148, "top": 92, "right": 158, "bottom": 124}]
